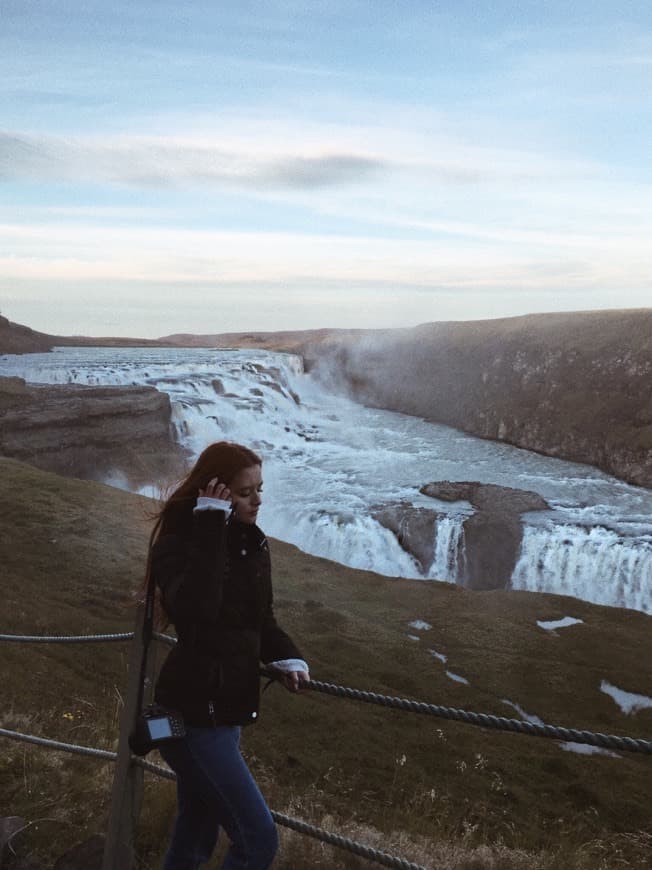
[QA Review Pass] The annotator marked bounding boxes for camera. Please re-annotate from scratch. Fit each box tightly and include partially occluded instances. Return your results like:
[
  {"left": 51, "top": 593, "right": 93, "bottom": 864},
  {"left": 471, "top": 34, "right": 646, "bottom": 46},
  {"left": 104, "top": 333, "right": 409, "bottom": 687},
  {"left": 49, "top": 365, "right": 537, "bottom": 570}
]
[{"left": 129, "top": 704, "right": 186, "bottom": 756}]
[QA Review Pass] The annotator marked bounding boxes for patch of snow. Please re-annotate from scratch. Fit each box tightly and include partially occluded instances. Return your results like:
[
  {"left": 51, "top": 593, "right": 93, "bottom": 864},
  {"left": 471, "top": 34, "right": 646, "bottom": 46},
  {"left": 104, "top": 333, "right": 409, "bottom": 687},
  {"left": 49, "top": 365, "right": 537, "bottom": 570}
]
[
  {"left": 559, "top": 741, "right": 619, "bottom": 758},
  {"left": 138, "top": 483, "right": 163, "bottom": 500},
  {"left": 501, "top": 699, "right": 544, "bottom": 726},
  {"left": 409, "top": 619, "right": 432, "bottom": 631},
  {"left": 445, "top": 671, "right": 469, "bottom": 685},
  {"left": 428, "top": 649, "right": 447, "bottom": 664},
  {"left": 600, "top": 680, "right": 652, "bottom": 714},
  {"left": 537, "top": 616, "right": 584, "bottom": 631},
  {"left": 407, "top": 634, "right": 420, "bottom": 641}
]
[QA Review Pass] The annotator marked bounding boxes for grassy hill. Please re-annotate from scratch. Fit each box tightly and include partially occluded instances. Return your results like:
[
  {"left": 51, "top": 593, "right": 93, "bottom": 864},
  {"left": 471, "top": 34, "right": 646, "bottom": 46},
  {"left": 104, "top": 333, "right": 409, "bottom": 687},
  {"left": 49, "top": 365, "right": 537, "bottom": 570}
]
[
  {"left": 0, "top": 315, "right": 166, "bottom": 355},
  {"left": 1, "top": 458, "right": 651, "bottom": 869}
]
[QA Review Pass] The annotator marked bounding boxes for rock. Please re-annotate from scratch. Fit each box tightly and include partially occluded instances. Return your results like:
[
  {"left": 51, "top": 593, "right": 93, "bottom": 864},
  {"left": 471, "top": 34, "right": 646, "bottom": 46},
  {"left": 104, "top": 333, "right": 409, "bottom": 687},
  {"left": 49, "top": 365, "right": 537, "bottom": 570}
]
[
  {"left": 0, "top": 379, "right": 186, "bottom": 487},
  {"left": 421, "top": 481, "right": 549, "bottom": 590},
  {"left": 375, "top": 482, "right": 549, "bottom": 590},
  {"left": 373, "top": 506, "right": 439, "bottom": 572},
  {"left": 420, "top": 481, "right": 548, "bottom": 515}
]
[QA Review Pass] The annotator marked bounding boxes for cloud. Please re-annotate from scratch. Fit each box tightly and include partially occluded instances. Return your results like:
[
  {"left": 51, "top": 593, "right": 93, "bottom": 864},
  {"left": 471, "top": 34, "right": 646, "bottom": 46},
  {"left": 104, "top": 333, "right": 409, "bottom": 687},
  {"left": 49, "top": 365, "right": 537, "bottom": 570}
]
[
  {"left": 0, "top": 131, "right": 385, "bottom": 191},
  {"left": 0, "top": 132, "right": 62, "bottom": 179},
  {"left": 0, "top": 122, "right": 596, "bottom": 197},
  {"left": 258, "top": 154, "right": 381, "bottom": 189}
]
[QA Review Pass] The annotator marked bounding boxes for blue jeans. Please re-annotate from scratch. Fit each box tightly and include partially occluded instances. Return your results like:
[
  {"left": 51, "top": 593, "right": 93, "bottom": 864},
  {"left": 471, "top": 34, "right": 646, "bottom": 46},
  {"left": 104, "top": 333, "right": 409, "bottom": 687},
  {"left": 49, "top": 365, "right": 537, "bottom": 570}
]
[{"left": 158, "top": 726, "right": 278, "bottom": 870}]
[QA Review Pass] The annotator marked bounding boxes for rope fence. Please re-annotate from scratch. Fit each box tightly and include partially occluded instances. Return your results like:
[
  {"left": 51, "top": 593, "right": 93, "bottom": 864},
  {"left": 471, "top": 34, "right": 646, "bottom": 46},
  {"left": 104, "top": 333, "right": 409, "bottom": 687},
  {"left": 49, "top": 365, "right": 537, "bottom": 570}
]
[
  {"left": 3, "top": 631, "right": 651, "bottom": 754},
  {"left": 0, "top": 725, "right": 428, "bottom": 870},
  {"left": 2, "top": 627, "right": 650, "bottom": 870},
  {"left": 0, "top": 632, "right": 134, "bottom": 643},
  {"left": 304, "top": 678, "right": 652, "bottom": 755}
]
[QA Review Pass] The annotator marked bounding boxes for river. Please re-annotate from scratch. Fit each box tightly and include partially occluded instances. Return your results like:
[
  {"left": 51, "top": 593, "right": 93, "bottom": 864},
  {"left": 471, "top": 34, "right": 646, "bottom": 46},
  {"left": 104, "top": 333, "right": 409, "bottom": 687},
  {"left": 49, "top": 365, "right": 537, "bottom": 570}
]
[{"left": 2, "top": 346, "right": 651, "bottom": 613}]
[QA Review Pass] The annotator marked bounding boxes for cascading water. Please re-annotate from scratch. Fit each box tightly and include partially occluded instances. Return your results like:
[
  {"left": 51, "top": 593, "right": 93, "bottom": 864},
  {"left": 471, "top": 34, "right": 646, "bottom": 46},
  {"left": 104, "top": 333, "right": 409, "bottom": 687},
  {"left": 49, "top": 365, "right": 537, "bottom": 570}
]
[
  {"left": 428, "top": 516, "right": 467, "bottom": 582},
  {"left": 512, "top": 522, "right": 652, "bottom": 613},
  {"left": 1, "top": 345, "right": 651, "bottom": 613}
]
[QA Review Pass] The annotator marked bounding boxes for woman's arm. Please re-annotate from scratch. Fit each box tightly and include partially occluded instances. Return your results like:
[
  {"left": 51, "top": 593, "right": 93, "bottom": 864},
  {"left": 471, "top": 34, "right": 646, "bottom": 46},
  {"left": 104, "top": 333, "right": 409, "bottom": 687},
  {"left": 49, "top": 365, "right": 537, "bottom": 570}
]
[
  {"left": 151, "top": 508, "right": 228, "bottom": 631},
  {"left": 259, "top": 601, "right": 303, "bottom": 664},
  {"left": 260, "top": 598, "right": 310, "bottom": 691}
]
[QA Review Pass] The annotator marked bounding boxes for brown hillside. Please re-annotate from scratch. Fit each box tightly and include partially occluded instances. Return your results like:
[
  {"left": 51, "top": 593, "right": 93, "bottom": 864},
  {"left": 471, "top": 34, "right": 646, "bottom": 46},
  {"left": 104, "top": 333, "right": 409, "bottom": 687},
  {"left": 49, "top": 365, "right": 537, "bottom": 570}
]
[
  {"left": 0, "top": 315, "right": 166, "bottom": 355},
  {"left": 1, "top": 458, "right": 651, "bottom": 869}
]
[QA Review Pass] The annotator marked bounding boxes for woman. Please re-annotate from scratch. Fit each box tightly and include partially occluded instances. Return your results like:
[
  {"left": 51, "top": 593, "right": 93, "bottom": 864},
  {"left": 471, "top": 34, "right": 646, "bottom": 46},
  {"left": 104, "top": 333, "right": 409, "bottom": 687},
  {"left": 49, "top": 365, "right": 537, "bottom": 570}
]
[{"left": 149, "top": 441, "right": 310, "bottom": 870}]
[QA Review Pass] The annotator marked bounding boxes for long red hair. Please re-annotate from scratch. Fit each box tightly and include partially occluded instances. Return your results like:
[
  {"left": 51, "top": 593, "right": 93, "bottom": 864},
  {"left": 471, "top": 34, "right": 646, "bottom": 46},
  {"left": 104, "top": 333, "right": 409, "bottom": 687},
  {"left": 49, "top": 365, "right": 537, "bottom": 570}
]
[{"left": 143, "top": 441, "right": 262, "bottom": 627}]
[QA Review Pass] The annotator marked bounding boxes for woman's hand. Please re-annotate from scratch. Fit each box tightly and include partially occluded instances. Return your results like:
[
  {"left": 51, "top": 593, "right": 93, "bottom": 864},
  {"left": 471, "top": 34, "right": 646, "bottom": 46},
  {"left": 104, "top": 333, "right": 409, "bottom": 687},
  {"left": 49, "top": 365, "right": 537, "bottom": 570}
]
[
  {"left": 279, "top": 670, "right": 310, "bottom": 693},
  {"left": 199, "top": 477, "right": 232, "bottom": 503}
]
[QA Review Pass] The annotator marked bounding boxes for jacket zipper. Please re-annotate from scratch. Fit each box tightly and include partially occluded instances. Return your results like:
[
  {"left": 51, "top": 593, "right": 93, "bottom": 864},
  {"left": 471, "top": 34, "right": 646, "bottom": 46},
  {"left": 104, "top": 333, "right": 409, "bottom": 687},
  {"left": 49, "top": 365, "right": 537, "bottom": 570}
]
[{"left": 208, "top": 700, "right": 216, "bottom": 727}]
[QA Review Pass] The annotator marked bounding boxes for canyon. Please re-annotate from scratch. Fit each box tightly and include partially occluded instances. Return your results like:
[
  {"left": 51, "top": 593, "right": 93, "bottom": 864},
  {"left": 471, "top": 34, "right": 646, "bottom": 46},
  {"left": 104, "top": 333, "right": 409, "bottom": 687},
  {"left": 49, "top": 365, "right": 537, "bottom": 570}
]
[
  {"left": 301, "top": 310, "right": 652, "bottom": 491},
  {"left": 1, "top": 309, "right": 650, "bottom": 490}
]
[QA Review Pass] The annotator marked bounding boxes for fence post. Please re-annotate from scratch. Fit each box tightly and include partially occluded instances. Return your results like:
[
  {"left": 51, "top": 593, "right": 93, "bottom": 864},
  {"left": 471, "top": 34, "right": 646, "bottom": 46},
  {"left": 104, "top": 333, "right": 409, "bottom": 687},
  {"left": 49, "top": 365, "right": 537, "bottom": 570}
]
[{"left": 102, "top": 602, "right": 153, "bottom": 870}]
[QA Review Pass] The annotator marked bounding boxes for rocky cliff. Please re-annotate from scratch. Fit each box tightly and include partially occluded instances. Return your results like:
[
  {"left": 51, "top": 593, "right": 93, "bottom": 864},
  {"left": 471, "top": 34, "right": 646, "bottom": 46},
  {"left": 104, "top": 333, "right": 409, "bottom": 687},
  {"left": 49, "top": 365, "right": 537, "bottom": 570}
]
[
  {"left": 306, "top": 310, "right": 652, "bottom": 490},
  {"left": 3, "top": 310, "right": 650, "bottom": 489},
  {"left": 374, "top": 482, "right": 549, "bottom": 590},
  {"left": 0, "top": 376, "right": 185, "bottom": 486}
]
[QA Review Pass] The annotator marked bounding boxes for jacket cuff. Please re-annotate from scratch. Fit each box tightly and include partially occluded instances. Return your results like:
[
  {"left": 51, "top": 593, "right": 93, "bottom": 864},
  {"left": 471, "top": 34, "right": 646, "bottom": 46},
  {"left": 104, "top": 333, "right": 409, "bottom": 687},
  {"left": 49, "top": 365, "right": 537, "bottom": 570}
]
[
  {"left": 268, "top": 658, "right": 309, "bottom": 674},
  {"left": 193, "top": 497, "right": 232, "bottom": 513}
]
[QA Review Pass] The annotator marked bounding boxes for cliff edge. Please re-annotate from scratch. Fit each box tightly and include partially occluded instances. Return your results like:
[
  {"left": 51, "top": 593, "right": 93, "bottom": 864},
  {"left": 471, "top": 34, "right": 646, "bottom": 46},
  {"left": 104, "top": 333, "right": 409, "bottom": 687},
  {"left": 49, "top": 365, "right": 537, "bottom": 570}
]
[
  {"left": 307, "top": 310, "right": 652, "bottom": 490},
  {"left": 0, "top": 376, "right": 186, "bottom": 485}
]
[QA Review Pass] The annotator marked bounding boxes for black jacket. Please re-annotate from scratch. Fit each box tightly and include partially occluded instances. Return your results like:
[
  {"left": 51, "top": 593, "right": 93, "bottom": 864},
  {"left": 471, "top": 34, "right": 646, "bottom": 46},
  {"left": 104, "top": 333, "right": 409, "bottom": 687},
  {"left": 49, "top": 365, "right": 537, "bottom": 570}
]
[{"left": 153, "top": 508, "right": 302, "bottom": 727}]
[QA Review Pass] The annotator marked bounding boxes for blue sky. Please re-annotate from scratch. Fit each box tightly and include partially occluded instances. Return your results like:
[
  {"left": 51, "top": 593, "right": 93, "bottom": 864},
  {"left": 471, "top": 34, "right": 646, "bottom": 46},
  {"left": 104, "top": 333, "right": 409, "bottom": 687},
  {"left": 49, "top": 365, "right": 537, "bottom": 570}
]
[{"left": 1, "top": 1, "right": 651, "bottom": 337}]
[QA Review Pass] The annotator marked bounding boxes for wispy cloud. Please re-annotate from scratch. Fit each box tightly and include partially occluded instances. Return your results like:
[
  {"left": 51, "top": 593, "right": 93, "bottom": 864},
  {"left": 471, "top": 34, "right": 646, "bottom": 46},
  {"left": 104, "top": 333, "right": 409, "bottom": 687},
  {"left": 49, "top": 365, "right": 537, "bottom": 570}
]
[
  {"left": 0, "top": 122, "right": 607, "bottom": 194},
  {"left": 0, "top": 131, "right": 385, "bottom": 190},
  {"left": 1, "top": 2, "right": 651, "bottom": 334}
]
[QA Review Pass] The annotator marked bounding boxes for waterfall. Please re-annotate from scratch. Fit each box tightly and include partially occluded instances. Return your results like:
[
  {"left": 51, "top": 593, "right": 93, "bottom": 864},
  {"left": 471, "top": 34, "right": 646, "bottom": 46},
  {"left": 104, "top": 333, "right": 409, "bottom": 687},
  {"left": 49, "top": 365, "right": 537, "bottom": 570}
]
[
  {"left": 429, "top": 516, "right": 467, "bottom": 582},
  {"left": 2, "top": 345, "right": 651, "bottom": 611},
  {"left": 511, "top": 524, "right": 652, "bottom": 613}
]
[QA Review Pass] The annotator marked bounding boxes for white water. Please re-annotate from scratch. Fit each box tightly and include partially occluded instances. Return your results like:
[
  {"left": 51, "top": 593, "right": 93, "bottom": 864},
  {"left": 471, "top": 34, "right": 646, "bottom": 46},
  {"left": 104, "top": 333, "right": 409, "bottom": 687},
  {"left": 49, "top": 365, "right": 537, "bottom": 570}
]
[
  {"left": 513, "top": 524, "right": 652, "bottom": 613},
  {"left": 2, "top": 346, "right": 651, "bottom": 613}
]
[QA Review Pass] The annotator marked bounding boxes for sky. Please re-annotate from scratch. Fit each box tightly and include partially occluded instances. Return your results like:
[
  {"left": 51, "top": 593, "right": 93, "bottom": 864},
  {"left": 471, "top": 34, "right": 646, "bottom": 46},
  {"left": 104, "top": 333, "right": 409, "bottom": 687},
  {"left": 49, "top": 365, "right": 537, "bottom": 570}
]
[{"left": 1, "top": 0, "right": 651, "bottom": 337}]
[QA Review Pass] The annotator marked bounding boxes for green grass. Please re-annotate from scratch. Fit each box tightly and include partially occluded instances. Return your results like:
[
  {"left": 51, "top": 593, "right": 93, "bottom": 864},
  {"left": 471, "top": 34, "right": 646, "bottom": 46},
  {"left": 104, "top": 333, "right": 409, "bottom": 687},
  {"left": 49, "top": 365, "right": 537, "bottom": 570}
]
[{"left": 1, "top": 457, "right": 651, "bottom": 869}]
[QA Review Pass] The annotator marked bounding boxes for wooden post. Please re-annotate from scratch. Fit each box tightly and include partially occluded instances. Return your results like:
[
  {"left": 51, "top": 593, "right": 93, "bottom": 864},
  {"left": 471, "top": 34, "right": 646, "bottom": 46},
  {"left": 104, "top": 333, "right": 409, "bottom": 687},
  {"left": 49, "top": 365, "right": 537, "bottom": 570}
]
[{"left": 102, "top": 603, "right": 154, "bottom": 870}]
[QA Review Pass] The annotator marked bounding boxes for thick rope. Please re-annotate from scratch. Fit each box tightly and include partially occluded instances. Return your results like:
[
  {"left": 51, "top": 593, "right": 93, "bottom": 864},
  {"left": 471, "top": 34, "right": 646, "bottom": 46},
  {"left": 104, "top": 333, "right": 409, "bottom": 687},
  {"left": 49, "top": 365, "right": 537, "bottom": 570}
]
[
  {"left": 0, "top": 632, "right": 134, "bottom": 643},
  {"left": 3, "top": 633, "right": 650, "bottom": 754},
  {"left": 0, "top": 727, "right": 116, "bottom": 760},
  {"left": 271, "top": 812, "right": 429, "bottom": 870},
  {"left": 1, "top": 731, "right": 428, "bottom": 870},
  {"left": 153, "top": 632, "right": 177, "bottom": 646},
  {"left": 138, "top": 758, "right": 429, "bottom": 870},
  {"left": 306, "top": 679, "right": 652, "bottom": 755},
  {"left": 4, "top": 631, "right": 647, "bottom": 870}
]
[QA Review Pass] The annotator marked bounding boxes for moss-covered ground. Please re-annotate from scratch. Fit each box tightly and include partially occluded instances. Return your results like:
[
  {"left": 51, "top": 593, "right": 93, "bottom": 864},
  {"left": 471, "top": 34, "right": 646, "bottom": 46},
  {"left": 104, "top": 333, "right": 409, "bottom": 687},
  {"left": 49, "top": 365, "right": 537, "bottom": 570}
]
[{"left": 1, "top": 457, "right": 650, "bottom": 869}]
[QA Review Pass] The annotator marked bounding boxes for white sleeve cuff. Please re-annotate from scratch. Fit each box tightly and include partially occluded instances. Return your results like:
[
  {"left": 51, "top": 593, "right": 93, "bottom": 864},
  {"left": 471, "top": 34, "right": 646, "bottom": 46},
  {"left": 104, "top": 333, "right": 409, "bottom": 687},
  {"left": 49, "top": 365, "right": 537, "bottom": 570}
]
[
  {"left": 193, "top": 497, "right": 232, "bottom": 513},
  {"left": 267, "top": 658, "right": 309, "bottom": 674}
]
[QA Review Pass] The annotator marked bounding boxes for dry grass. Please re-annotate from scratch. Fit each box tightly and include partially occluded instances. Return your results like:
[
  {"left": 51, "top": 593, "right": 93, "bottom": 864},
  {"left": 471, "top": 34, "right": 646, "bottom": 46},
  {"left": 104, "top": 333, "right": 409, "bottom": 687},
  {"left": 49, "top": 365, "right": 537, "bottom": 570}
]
[{"left": 1, "top": 457, "right": 651, "bottom": 869}]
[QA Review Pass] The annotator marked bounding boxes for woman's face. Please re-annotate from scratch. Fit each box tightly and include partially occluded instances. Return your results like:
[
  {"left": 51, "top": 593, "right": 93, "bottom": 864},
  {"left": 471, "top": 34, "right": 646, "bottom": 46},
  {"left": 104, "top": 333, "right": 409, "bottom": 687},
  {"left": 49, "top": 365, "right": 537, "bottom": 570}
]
[{"left": 229, "top": 464, "right": 263, "bottom": 524}]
